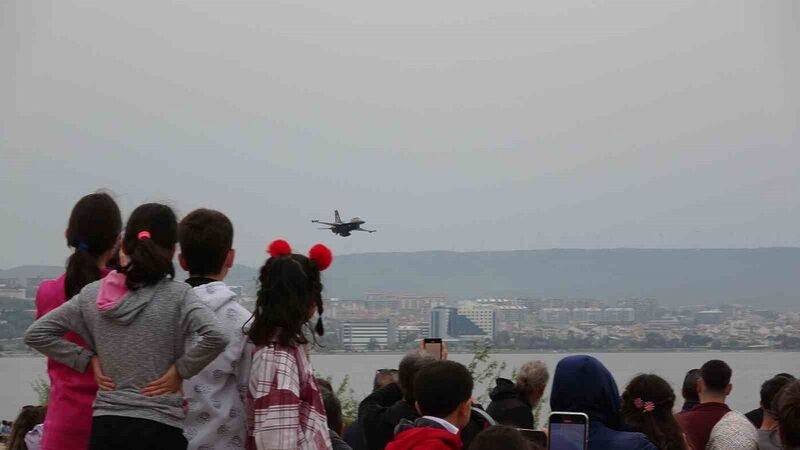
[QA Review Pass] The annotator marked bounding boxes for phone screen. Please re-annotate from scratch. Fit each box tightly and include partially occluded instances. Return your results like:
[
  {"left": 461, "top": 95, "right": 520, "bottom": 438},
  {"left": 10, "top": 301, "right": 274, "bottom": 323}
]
[
  {"left": 548, "top": 413, "right": 588, "bottom": 450},
  {"left": 423, "top": 339, "right": 443, "bottom": 360}
]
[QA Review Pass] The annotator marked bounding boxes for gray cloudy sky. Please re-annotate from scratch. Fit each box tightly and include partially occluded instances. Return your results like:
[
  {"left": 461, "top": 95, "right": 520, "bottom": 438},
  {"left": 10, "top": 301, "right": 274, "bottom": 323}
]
[{"left": 2, "top": 0, "right": 799, "bottom": 269}]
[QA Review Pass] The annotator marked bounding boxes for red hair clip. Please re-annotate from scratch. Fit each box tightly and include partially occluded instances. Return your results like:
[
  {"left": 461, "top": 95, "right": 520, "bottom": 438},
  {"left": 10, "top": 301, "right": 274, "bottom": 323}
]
[
  {"left": 267, "top": 239, "right": 292, "bottom": 258},
  {"left": 137, "top": 231, "right": 151, "bottom": 240},
  {"left": 308, "top": 244, "right": 333, "bottom": 271}
]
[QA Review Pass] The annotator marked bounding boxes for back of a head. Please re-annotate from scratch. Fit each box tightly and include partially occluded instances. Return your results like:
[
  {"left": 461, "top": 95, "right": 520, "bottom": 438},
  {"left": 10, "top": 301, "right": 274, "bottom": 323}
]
[
  {"left": 398, "top": 350, "right": 437, "bottom": 402},
  {"left": 700, "top": 360, "right": 732, "bottom": 394},
  {"left": 515, "top": 361, "right": 549, "bottom": 397},
  {"left": 777, "top": 380, "right": 800, "bottom": 449},
  {"left": 550, "top": 355, "right": 621, "bottom": 426},
  {"left": 319, "top": 384, "right": 343, "bottom": 434},
  {"left": 682, "top": 369, "right": 701, "bottom": 402},
  {"left": 414, "top": 360, "right": 473, "bottom": 419},
  {"left": 761, "top": 375, "right": 794, "bottom": 414},
  {"left": 64, "top": 191, "right": 122, "bottom": 298},
  {"left": 248, "top": 249, "right": 325, "bottom": 347},
  {"left": 178, "top": 208, "right": 234, "bottom": 276},
  {"left": 7, "top": 406, "right": 46, "bottom": 450},
  {"left": 122, "top": 203, "right": 178, "bottom": 291},
  {"left": 468, "top": 426, "right": 536, "bottom": 450},
  {"left": 622, "top": 374, "right": 685, "bottom": 450},
  {"left": 374, "top": 369, "right": 399, "bottom": 392}
]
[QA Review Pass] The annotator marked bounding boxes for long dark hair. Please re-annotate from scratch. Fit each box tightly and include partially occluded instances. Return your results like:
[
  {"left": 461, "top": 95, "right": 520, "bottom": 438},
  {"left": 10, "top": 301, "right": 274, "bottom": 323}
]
[
  {"left": 121, "top": 203, "right": 177, "bottom": 290},
  {"left": 247, "top": 253, "right": 325, "bottom": 347},
  {"left": 622, "top": 374, "right": 687, "bottom": 450},
  {"left": 6, "top": 405, "right": 46, "bottom": 450},
  {"left": 777, "top": 380, "right": 800, "bottom": 449},
  {"left": 64, "top": 192, "right": 122, "bottom": 298}
]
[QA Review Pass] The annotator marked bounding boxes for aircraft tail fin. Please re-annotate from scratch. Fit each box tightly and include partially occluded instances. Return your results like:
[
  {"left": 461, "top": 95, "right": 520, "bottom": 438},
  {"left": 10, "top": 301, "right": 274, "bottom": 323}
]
[{"left": 335, "top": 210, "right": 342, "bottom": 224}]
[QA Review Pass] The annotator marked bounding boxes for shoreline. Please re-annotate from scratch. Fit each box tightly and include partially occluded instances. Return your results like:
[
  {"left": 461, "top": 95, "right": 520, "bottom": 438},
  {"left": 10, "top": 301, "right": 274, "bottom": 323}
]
[{"left": 4, "top": 348, "right": 799, "bottom": 359}]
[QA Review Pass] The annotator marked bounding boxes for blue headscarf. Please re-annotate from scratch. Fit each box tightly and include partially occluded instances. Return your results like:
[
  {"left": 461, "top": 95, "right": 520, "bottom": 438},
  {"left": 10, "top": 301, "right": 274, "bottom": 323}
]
[{"left": 549, "top": 355, "right": 622, "bottom": 428}]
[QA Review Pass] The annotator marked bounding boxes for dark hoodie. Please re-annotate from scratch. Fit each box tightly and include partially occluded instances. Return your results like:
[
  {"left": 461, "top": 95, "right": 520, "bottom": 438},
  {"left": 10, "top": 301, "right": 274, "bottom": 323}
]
[
  {"left": 386, "top": 418, "right": 462, "bottom": 450},
  {"left": 550, "top": 355, "right": 657, "bottom": 450},
  {"left": 486, "top": 377, "right": 534, "bottom": 428}
]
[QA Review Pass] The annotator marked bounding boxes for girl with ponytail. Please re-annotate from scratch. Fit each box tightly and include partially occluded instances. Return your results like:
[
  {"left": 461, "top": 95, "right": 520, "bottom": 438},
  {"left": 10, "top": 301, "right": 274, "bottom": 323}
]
[
  {"left": 34, "top": 192, "right": 121, "bottom": 450},
  {"left": 27, "top": 203, "right": 228, "bottom": 450},
  {"left": 246, "top": 239, "right": 334, "bottom": 450}
]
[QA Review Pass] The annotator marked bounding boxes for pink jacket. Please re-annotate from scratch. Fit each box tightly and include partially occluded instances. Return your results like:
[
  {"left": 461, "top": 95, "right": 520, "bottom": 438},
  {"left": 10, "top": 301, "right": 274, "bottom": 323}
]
[{"left": 35, "top": 272, "right": 108, "bottom": 450}]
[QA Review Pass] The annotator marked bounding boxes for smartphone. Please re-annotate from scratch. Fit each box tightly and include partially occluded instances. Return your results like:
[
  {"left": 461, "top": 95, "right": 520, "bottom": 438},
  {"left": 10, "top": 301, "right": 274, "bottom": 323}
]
[
  {"left": 548, "top": 412, "right": 588, "bottom": 450},
  {"left": 422, "top": 338, "right": 443, "bottom": 360},
  {"left": 517, "top": 429, "right": 548, "bottom": 447}
]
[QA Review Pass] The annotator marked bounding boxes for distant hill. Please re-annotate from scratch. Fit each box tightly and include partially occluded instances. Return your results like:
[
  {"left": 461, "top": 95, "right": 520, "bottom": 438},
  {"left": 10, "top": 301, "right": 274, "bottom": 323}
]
[
  {"left": 3, "top": 248, "right": 799, "bottom": 308},
  {"left": 0, "top": 265, "right": 62, "bottom": 285},
  {"left": 322, "top": 248, "right": 800, "bottom": 309}
]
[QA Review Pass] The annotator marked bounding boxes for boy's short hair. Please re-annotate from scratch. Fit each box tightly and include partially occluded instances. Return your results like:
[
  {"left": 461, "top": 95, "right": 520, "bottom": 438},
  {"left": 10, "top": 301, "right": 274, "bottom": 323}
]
[
  {"left": 178, "top": 209, "right": 233, "bottom": 276},
  {"left": 414, "top": 360, "right": 473, "bottom": 418},
  {"left": 700, "top": 360, "right": 732, "bottom": 393},
  {"left": 468, "top": 426, "right": 536, "bottom": 450}
]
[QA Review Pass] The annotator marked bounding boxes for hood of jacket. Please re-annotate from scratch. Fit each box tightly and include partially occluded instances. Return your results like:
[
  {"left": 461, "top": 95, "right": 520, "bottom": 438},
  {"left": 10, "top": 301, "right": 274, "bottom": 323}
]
[
  {"left": 191, "top": 281, "right": 237, "bottom": 312},
  {"left": 489, "top": 377, "right": 522, "bottom": 402},
  {"left": 96, "top": 271, "right": 157, "bottom": 325},
  {"left": 550, "top": 355, "right": 622, "bottom": 428},
  {"left": 388, "top": 419, "right": 462, "bottom": 450}
]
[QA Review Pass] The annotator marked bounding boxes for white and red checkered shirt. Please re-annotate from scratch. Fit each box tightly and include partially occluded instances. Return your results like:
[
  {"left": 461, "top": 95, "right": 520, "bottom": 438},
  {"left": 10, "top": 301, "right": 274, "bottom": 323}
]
[{"left": 247, "top": 343, "right": 332, "bottom": 450}]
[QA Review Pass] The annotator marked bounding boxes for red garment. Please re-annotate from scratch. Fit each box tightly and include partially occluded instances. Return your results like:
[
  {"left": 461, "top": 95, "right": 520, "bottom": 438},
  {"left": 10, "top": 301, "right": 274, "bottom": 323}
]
[
  {"left": 246, "top": 343, "right": 332, "bottom": 450},
  {"left": 676, "top": 402, "right": 731, "bottom": 450},
  {"left": 35, "top": 272, "right": 108, "bottom": 450},
  {"left": 386, "top": 427, "right": 463, "bottom": 450}
]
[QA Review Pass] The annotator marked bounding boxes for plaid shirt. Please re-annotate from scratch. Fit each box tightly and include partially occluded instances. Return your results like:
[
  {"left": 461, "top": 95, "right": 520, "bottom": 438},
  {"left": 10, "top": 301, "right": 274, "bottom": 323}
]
[{"left": 247, "top": 343, "right": 332, "bottom": 450}]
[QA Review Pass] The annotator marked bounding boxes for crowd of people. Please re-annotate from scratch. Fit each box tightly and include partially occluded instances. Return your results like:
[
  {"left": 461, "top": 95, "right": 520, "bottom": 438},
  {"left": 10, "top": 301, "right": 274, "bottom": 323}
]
[{"left": 1, "top": 191, "right": 796, "bottom": 450}]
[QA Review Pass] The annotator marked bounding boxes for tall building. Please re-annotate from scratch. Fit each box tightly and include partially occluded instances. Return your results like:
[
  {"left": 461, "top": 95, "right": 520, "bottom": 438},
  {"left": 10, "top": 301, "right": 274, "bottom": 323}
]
[
  {"left": 340, "top": 319, "right": 396, "bottom": 351},
  {"left": 429, "top": 306, "right": 486, "bottom": 339},
  {"left": 457, "top": 304, "right": 497, "bottom": 338},
  {"left": 430, "top": 307, "right": 453, "bottom": 339}
]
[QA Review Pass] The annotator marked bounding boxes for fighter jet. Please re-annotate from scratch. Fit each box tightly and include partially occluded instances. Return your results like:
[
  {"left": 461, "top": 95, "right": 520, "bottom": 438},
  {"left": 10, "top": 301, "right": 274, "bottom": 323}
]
[{"left": 312, "top": 210, "right": 376, "bottom": 237}]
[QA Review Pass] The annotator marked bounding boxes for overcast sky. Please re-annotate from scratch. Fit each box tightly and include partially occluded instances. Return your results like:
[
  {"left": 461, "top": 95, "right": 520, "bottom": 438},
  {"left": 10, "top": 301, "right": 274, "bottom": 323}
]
[{"left": 2, "top": 0, "right": 799, "bottom": 269}]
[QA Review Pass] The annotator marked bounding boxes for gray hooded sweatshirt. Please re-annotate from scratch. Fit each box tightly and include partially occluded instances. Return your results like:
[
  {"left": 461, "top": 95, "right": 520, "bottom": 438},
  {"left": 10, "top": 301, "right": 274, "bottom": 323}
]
[{"left": 25, "top": 274, "right": 229, "bottom": 429}]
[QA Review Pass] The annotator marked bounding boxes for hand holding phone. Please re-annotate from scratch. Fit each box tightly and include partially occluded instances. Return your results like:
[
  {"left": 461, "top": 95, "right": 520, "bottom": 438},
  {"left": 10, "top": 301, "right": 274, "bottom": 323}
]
[
  {"left": 548, "top": 412, "right": 588, "bottom": 450},
  {"left": 422, "top": 338, "right": 444, "bottom": 360}
]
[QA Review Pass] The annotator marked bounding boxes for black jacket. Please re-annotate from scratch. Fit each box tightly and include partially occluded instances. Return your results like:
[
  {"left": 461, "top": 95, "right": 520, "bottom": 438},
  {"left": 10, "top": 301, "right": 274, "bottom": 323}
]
[
  {"left": 486, "top": 378, "right": 534, "bottom": 429},
  {"left": 359, "top": 383, "right": 417, "bottom": 450},
  {"left": 331, "top": 429, "right": 355, "bottom": 450}
]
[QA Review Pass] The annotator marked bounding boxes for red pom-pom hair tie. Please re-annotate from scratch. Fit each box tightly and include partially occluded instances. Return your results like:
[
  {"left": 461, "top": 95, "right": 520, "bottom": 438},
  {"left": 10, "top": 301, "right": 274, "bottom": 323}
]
[
  {"left": 308, "top": 244, "right": 333, "bottom": 271},
  {"left": 267, "top": 239, "right": 292, "bottom": 258}
]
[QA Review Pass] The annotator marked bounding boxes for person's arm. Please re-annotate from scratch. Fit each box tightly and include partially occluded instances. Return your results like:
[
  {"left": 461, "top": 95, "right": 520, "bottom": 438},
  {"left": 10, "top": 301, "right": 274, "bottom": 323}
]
[
  {"left": 236, "top": 337, "right": 255, "bottom": 407},
  {"left": 175, "top": 290, "right": 230, "bottom": 379},
  {"left": 250, "top": 348, "right": 302, "bottom": 450},
  {"left": 25, "top": 296, "right": 94, "bottom": 372}
]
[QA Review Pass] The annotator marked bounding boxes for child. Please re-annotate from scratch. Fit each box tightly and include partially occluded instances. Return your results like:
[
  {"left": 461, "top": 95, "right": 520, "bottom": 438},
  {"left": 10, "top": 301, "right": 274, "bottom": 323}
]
[
  {"left": 246, "top": 239, "right": 334, "bottom": 450},
  {"left": 6, "top": 406, "right": 46, "bottom": 450},
  {"left": 34, "top": 192, "right": 122, "bottom": 450},
  {"left": 386, "top": 360, "right": 474, "bottom": 450},
  {"left": 178, "top": 208, "right": 252, "bottom": 450},
  {"left": 26, "top": 203, "right": 229, "bottom": 450},
  {"left": 621, "top": 374, "right": 688, "bottom": 450}
]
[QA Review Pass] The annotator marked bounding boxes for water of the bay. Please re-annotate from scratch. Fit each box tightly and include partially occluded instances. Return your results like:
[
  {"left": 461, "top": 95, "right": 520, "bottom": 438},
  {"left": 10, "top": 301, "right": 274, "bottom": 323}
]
[{"left": 2, "top": 352, "right": 797, "bottom": 420}]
